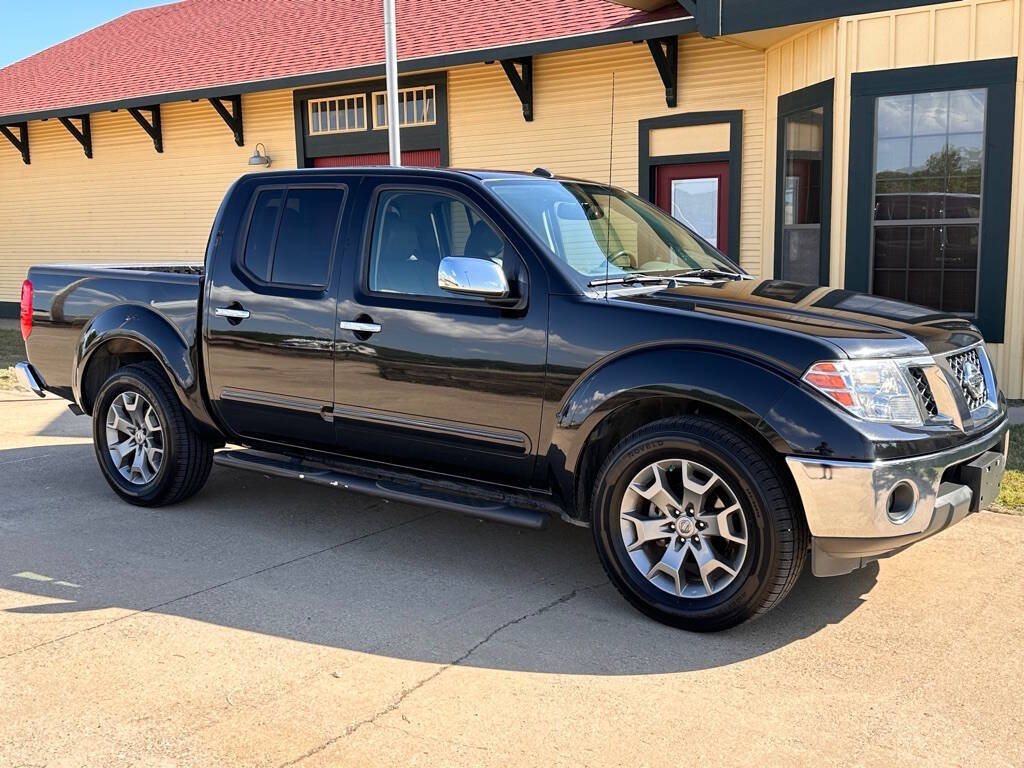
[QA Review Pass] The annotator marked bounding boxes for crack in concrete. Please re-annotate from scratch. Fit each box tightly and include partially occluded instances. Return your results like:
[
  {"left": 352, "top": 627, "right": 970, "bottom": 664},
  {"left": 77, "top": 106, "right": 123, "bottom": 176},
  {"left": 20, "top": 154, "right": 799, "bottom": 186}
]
[
  {"left": 276, "top": 580, "right": 608, "bottom": 768},
  {"left": 1, "top": 508, "right": 436, "bottom": 661}
]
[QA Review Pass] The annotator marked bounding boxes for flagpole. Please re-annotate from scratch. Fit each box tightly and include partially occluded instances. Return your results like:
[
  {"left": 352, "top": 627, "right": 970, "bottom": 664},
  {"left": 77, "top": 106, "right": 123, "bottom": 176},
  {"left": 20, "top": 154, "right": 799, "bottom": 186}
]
[{"left": 383, "top": 0, "right": 402, "bottom": 165}]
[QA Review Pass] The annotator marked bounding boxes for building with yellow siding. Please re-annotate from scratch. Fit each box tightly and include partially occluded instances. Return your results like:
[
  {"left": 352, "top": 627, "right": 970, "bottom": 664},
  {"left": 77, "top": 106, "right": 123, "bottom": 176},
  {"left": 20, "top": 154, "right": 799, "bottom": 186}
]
[{"left": 2, "top": 0, "right": 1023, "bottom": 396}]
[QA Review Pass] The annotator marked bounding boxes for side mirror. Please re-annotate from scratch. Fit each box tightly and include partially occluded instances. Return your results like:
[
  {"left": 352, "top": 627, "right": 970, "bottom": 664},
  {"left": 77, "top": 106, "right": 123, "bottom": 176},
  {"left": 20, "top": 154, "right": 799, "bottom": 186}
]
[{"left": 438, "top": 256, "right": 510, "bottom": 299}]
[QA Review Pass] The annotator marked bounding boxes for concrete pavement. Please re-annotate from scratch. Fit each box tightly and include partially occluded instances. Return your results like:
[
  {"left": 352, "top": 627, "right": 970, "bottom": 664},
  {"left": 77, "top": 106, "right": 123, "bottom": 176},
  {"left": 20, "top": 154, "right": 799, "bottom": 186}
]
[{"left": 1, "top": 395, "right": 1022, "bottom": 767}]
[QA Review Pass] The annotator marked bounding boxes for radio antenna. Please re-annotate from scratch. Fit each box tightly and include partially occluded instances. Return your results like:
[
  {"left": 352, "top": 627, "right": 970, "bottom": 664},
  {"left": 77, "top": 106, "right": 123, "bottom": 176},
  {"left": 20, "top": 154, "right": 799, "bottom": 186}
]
[{"left": 604, "top": 72, "right": 616, "bottom": 299}]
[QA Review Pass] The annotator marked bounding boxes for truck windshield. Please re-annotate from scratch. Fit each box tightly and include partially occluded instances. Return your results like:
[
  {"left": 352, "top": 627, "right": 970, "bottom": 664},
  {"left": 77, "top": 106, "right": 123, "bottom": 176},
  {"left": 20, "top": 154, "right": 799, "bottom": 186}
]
[{"left": 487, "top": 179, "right": 742, "bottom": 286}]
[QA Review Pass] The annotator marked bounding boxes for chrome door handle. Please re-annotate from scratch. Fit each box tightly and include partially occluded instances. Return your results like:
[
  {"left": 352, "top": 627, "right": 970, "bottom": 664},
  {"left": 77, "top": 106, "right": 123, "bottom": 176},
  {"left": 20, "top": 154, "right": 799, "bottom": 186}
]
[
  {"left": 339, "top": 320, "right": 382, "bottom": 334},
  {"left": 215, "top": 307, "right": 250, "bottom": 320}
]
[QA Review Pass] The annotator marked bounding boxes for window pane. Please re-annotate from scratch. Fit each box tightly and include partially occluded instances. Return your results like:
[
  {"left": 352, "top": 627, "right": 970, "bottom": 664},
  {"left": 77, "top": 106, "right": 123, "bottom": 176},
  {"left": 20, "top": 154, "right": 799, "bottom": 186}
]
[
  {"left": 874, "top": 226, "right": 909, "bottom": 269},
  {"left": 907, "top": 225, "right": 943, "bottom": 268},
  {"left": 271, "top": 188, "right": 344, "bottom": 286},
  {"left": 944, "top": 224, "right": 979, "bottom": 269},
  {"left": 878, "top": 94, "right": 913, "bottom": 138},
  {"left": 948, "top": 89, "right": 986, "bottom": 133},
  {"left": 873, "top": 270, "right": 907, "bottom": 301},
  {"left": 907, "top": 269, "right": 941, "bottom": 308},
  {"left": 243, "top": 189, "right": 283, "bottom": 281},
  {"left": 942, "top": 270, "right": 977, "bottom": 313},
  {"left": 781, "top": 228, "right": 820, "bottom": 284},
  {"left": 369, "top": 191, "right": 502, "bottom": 298},
  {"left": 671, "top": 178, "right": 719, "bottom": 247},
  {"left": 912, "top": 91, "right": 948, "bottom": 136}
]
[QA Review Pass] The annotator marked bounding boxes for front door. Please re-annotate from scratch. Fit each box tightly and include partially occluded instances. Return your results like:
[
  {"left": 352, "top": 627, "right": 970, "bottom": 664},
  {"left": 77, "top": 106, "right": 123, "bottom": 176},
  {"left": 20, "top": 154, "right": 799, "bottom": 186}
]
[
  {"left": 205, "top": 181, "right": 348, "bottom": 450},
  {"left": 332, "top": 179, "right": 547, "bottom": 486},
  {"left": 655, "top": 161, "right": 730, "bottom": 254}
]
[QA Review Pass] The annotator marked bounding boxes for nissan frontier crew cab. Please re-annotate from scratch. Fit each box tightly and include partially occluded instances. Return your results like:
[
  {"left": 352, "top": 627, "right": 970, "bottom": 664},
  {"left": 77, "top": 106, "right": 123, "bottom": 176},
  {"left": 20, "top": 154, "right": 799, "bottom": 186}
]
[{"left": 16, "top": 167, "right": 1008, "bottom": 632}]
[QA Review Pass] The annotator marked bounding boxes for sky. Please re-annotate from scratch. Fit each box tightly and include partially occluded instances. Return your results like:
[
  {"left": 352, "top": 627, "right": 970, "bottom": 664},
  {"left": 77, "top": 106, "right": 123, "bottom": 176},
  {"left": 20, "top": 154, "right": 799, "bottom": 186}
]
[{"left": 0, "top": 0, "right": 171, "bottom": 68}]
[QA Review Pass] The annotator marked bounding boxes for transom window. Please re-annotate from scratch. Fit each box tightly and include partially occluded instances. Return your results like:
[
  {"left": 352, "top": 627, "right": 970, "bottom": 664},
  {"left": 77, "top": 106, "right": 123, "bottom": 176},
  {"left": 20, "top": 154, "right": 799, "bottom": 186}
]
[
  {"left": 373, "top": 86, "right": 437, "bottom": 129},
  {"left": 871, "top": 88, "right": 986, "bottom": 314},
  {"left": 308, "top": 95, "right": 367, "bottom": 135}
]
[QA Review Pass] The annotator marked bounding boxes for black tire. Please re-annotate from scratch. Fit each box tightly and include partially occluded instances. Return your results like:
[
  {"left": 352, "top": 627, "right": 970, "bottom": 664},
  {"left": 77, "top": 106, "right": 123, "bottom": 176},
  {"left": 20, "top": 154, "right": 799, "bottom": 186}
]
[
  {"left": 92, "top": 362, "right": 213, "bottom": 507},
  {"left": 591, "top": 416, "right": 808, "bottom": 632}
]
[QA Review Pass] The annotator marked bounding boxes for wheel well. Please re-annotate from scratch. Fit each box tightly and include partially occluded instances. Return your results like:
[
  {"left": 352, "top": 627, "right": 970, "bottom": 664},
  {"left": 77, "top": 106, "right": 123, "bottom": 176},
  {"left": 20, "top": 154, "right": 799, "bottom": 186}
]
[
  {"left": 80, "top": 339, "right": 161, "bottom": 414},
  {"left": 572, "top": 396, "right": 790, "bottom": 523}
]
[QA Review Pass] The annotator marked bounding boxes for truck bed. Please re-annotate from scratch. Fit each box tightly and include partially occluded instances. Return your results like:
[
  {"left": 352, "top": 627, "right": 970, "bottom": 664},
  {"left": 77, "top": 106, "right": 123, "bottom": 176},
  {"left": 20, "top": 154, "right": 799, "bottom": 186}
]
[{"left": 24, "top": 263, "right": 205, "bottom": 397}]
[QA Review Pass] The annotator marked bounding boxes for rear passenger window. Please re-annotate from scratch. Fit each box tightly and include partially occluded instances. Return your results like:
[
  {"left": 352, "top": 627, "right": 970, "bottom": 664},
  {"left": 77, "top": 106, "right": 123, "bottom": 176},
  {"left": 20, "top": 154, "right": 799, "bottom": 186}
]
[
  {"left": 243, "top": 190, "right": 283, "bottom": 281},
  {"left": 241, "top": 186, "right": 345, "bottom": 287}
]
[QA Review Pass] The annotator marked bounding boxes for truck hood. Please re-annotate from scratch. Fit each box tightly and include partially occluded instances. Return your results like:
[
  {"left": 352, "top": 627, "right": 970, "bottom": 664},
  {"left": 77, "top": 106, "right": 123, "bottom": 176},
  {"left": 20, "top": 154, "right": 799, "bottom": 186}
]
[{"left": 616, "top": 279, "right": 983, "bottom": 359}]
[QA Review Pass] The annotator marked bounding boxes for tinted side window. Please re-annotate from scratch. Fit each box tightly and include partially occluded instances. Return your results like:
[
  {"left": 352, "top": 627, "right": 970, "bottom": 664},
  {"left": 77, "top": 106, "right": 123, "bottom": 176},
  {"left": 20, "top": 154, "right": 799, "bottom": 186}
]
[
  {"left": 272, "top": 187, "right": 345, "bottom": 286},
  {"left": 369, "top": 190, "right": 504, "bottom": 298},
  {"left": 242, "top": 186, "right": 344, "bottom": 287},
  {"left": 243, "top": 189, "right": 283, "bottom": 281}
]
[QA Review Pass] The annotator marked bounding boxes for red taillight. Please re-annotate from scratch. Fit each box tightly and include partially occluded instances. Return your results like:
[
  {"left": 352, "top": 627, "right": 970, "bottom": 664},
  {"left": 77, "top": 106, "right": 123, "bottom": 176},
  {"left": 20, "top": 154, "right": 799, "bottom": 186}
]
[{"left": 20, "top": 279, "right": 33, "bottom": 340}]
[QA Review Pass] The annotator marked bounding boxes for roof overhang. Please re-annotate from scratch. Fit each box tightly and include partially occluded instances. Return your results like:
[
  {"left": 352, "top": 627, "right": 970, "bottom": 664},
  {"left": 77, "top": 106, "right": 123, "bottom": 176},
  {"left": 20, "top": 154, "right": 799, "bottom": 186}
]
[
  {"left": 604, "top": 0, "right": 964, "bottom": 36},
  {"left": 0, "top": 15, "right": 695, "bottom": 126}
]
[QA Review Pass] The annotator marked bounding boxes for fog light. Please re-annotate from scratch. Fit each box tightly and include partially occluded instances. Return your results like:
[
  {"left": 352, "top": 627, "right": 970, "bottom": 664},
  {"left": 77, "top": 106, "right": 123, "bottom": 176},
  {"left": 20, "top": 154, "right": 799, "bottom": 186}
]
[{"left": 886, "top": 482, "right": 917, "bottom": 524}]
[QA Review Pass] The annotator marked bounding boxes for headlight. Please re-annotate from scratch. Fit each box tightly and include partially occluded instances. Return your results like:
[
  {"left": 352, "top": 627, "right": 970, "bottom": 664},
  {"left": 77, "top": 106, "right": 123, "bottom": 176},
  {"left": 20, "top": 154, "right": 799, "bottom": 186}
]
[{"left": 802, "top": 359, "right": 924, "bottom": 425}]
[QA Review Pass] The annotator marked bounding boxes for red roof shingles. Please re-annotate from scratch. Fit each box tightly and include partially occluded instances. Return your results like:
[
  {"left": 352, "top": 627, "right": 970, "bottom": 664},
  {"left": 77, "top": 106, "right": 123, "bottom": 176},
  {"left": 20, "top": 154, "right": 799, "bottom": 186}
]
[{"left": 0, "top": 0, "right": 686, "bottom": 121}]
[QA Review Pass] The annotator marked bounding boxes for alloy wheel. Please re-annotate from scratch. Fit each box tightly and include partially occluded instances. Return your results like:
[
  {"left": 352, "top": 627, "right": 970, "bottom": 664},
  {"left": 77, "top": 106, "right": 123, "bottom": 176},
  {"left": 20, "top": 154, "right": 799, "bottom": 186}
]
[
  {"left": 619, "top": 458, "right": 748, "bottom": 598},
  {"left": 105, "top": 391, "right": 164, "bottom": 485}
]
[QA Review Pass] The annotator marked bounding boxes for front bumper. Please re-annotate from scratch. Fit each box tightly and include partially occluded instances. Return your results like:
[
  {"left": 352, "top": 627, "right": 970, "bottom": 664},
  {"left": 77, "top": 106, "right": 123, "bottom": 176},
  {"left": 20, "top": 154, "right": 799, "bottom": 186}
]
[
  {"left": 786, "top": 420, "right": 1008, "bottom": 576},
  {"left": 14, "top": 362, "right": 47, "bottom": 398}
]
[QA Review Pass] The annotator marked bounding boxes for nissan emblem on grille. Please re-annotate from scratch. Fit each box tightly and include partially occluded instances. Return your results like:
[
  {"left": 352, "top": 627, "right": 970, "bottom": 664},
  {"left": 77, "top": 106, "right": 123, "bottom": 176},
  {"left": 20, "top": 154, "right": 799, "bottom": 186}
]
[{"left": 948, "top": 348, "right": 989, "bottom": 411}]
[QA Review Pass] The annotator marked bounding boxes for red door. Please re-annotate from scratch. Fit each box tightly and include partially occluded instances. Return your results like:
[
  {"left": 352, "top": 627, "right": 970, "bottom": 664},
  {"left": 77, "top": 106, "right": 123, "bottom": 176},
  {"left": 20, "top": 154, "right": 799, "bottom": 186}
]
[
  {"left": 313, "top": 149, "right": 442, "bottom": 167},
  {"left": 655, "top": 161, "right": 730, "bottom": 255}
]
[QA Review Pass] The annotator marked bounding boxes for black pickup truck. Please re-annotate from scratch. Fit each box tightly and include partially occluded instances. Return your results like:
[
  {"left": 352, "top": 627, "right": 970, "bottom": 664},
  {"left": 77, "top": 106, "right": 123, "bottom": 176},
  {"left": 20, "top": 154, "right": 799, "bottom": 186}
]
[{"left": 17, "top": 167, "right": 1008, "bottom": 631}]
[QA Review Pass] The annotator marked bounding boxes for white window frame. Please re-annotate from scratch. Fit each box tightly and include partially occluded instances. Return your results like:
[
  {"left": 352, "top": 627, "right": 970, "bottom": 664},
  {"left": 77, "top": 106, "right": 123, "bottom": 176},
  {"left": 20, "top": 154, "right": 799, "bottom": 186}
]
[
  {"left": 308, "top": 95, "right": 367, "bottom": 136},
  {"left": 372, "top": 85, "right": 437, "bottom": 130}
]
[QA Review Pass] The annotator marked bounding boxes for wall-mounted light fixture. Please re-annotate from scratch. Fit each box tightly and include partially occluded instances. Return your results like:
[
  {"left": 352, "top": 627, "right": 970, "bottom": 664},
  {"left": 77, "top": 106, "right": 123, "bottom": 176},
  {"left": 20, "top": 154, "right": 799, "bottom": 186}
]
[{"left": 248, "top": 143, "right": 271, "bottom": 167}]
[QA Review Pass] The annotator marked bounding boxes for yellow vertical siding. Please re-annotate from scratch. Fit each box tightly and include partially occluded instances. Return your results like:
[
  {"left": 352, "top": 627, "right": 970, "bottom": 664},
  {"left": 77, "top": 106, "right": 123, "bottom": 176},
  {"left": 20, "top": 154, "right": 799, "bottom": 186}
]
[
  {"left": 830, "top": 0, "right": 1024, "bottom": 397},
  {"left": 448, "top": 35, "right": 768, "bottom": 274},
  {"left": 0, "top": 89, "right": 297, "bottom": 302}
]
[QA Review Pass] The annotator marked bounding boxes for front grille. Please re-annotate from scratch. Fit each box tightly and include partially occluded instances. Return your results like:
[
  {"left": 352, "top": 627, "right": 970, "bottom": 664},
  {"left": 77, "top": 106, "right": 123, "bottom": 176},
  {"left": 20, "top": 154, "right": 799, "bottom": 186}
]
[
  {"left": 908, "top": 367, "right": 938, "bottom": 417},
  {"left": 947, "top": 347, "right": 989, "bottom": 412}
]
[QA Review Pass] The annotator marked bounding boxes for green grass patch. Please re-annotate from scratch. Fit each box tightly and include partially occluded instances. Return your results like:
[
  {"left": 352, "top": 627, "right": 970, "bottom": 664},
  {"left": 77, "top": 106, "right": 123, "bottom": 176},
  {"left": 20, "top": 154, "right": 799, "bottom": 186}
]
[
  {"left": 993, "top": 424, "right": 1024, "bottom": 515},
  {"left": 0, "top": 327, "right": 26, "bottom": 390}
]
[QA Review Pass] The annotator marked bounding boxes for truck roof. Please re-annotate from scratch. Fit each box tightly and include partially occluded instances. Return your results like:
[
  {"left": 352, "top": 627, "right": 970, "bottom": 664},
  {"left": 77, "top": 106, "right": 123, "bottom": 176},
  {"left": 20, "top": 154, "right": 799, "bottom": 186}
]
[{"left": 241, "top": 166, "right": 593, "bottom": 184}]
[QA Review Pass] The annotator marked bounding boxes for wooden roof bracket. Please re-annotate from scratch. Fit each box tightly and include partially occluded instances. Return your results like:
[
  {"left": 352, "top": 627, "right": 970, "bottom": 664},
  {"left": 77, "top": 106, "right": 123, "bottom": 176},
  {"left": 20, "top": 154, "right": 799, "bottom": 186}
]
[
  {"left": 208, "top": 95, "right": 244, "bottom": 146},
  {"left": 58, "top": 114, "right": 92, "bottom": 158},
  {"left": 646, "top": 36, "right": 678, "bottom": 108},
  {"left": 500, "top": 57, "right": 534, "bottom": 122},
  {"left": 128, "top": 105, "right": 163, "bottom": 153},
  {"left": 0, "top": 122, "right": 30, "bottom": 165}
]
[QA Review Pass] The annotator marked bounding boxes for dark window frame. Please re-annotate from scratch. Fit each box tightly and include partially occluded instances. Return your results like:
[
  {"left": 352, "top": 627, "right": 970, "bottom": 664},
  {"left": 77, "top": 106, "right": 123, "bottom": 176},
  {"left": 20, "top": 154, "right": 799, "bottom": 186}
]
[
  {"left": 358, "top": 183, "right": 526, "bottom": 310},
  {"left": 292, "top": 72, "right": 449, "bottom": 168},
  {"left": 638, "top": 110, "right": 743, "bottom": 261},
  {"left": 774, "top": 78, "right": 834, "bottom": 287},
  {"left": 845, "top": 57, "right": 1016, "bottom": 342},
  {"left": 236, "top": 183, "right": 348, "bottom": 294}
]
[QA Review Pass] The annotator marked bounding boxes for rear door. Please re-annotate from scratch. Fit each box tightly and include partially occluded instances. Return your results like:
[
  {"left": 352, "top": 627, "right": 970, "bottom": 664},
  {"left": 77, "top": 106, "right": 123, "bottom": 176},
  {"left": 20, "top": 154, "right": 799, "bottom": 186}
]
[
  {"left": 332, "top": 176, "right": 548, "bottom": 486},
  {"left": 205, "top": 181, "right": 348, "bottom": 450}
]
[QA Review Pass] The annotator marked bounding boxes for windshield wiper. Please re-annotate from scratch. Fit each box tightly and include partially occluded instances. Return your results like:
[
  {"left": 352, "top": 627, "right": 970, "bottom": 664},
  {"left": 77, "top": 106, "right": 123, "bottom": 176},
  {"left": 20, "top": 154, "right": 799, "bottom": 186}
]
[
  {"left": 670, "top": 268, "right": 752, "bottom": 281},
  {"left": 587, "top": 274, "right": 677, "bottom": 288}
]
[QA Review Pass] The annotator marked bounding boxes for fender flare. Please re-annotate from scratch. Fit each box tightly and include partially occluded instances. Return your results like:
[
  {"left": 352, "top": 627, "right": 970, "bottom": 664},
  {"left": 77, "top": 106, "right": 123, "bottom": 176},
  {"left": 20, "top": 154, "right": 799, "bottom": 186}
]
[
  {"left": 546, "top": 345, "right": 872, "bottom": 520},
  {"left": 72, "top": 304, "right": 221, "bottom": 436}
]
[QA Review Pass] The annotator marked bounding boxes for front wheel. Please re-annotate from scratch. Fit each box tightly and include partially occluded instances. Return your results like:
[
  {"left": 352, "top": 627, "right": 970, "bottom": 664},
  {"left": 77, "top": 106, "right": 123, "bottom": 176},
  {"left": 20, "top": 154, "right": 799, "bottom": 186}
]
[
  {"left": 92, "top": 362, "right": 213, "bottom": 507},
  {"left": 591, "top": 416, "right": 808, "bottom": 632}
]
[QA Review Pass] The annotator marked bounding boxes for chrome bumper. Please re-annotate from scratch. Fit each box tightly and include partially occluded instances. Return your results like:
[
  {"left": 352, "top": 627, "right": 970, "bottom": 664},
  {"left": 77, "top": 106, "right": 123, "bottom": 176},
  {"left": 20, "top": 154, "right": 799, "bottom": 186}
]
[
  {"left": 786, "top": 421, "right": 1009, "bottom": 576},
  {"left": 14, "top": 361, "right": 47, "bottom": 398}
]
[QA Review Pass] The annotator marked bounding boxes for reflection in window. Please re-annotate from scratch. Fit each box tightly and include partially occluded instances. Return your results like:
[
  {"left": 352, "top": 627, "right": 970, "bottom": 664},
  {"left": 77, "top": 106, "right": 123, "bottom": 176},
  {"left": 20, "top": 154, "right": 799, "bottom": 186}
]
[
  {"left": 871, "top": 88, "right": 986, "bottom": 314},
  {"left": 780, "top": 106, "right": 824, "bottom": 284}
]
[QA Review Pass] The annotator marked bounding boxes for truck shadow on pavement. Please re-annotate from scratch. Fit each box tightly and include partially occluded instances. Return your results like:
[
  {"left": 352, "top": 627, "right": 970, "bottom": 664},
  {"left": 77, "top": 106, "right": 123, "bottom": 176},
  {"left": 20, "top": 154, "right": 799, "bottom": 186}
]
[{"left": 1, "top": 442, "right": 879, "bottom": 675}]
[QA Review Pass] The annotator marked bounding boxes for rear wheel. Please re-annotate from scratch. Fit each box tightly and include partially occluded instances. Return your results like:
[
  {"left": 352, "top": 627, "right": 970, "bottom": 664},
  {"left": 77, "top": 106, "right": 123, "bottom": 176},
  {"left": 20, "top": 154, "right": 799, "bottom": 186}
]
[
  {"left": 591, "top": 416, "right": 808, "bottom": 632},
  {"left": 92, "top": 362, "right": 213, "bottom": 506}
]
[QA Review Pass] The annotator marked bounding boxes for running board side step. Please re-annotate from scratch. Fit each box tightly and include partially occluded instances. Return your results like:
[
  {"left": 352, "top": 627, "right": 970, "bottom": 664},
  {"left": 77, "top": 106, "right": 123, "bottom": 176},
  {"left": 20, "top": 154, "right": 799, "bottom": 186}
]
[{"left": 213, "top": 450, "right": 550, "bottom": 530}]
